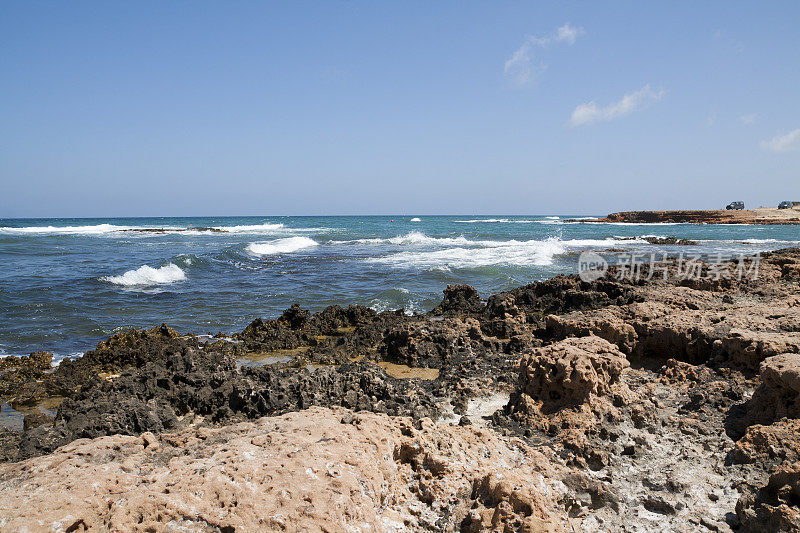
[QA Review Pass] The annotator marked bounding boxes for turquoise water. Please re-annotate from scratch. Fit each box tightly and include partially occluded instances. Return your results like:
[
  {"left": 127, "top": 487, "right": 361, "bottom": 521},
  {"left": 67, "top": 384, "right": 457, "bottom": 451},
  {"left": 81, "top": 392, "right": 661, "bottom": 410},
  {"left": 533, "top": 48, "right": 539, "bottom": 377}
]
[{"left": 1, "top": 215, "right": 798, "bottom": 361}]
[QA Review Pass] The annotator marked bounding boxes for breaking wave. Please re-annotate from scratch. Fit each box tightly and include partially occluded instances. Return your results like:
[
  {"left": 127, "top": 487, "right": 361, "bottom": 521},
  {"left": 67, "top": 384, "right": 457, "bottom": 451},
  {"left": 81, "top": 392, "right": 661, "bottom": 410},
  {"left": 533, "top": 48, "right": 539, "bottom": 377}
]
[
  {"left": 0, "top": 224, "right": 142, "bottom": 235},
  {"left": 101, "top": 263, "right": 187, "bottom": 286},
  {"left": 219, "top": 223, "right": 286, "bottom": 233},
  {"left": 0, "top": 222, "right": 329, "bottom": 236},
  {"left": 741, "top": 238, "right": 783, "bottom": 244},
  {"left": 368, "top": 287, "right": 423, "bottom": 315},
  {"left": 454, "top": 219, "right": 536, "bottom": 224},
  {"left": 366, "top": 238, "right": 565, "bottom": 269},
  {"left": 341, "top": 231, "right": 471, "bottom": 247},
  {"left": 364, "top": 237, "right": 644, "bottom": 270},
  {"left": 341, "top": 232, "right": 639, "bottom": 250},
  {"left": 246, "top": 236, "right": 318, "bottom": 256}
]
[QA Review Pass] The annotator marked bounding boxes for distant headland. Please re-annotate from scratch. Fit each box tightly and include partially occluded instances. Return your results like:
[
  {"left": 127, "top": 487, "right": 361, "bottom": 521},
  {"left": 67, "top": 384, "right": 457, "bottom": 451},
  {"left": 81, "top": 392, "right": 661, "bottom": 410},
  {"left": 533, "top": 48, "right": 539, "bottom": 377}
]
[{"left": 570, "top": 206, "right": 800, "bottom": 225}]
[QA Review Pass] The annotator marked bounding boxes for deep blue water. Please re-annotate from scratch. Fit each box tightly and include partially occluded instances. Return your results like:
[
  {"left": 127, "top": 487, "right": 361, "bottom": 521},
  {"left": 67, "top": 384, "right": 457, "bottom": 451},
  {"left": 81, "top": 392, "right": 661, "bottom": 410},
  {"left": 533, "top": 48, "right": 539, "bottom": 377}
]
[{"left": 1, "top": 215, "right": 798, "bottom": 361}]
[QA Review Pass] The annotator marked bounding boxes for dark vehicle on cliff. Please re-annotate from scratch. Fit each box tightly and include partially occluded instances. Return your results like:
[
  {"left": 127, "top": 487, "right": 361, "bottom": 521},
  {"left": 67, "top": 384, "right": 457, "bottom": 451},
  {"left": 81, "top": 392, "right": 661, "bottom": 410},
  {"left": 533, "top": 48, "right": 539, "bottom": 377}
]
[
  {"left": 778, "top": 201, "right": 793, "bottom": 209},
  {"left": 726, "top": 201, "right": 745, "bottom": 210}
]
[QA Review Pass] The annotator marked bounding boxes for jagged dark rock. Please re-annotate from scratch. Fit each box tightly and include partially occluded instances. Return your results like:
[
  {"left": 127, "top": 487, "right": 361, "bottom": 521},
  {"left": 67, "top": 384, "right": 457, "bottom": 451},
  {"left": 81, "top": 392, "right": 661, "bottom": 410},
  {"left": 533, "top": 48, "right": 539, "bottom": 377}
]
[{"left": 429, "top": 284, "right": 484, "bottom": 316}]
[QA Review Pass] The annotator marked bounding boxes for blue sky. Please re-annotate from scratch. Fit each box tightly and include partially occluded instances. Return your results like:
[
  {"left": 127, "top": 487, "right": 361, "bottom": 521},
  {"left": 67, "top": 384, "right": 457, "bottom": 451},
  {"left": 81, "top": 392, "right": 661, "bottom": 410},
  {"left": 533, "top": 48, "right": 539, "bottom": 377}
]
[{"left": 1, "top": 1, "right": 799, "bottom": 217}]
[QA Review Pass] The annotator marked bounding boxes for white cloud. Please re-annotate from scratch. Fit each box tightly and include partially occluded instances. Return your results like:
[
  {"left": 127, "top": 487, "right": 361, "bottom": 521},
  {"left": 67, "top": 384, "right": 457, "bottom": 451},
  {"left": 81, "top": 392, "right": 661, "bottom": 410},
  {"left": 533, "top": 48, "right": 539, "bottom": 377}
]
[
  {"left": 568, "top": 85, "right": 665, "bottom": 127},
  {"left": 504, "top": 23, "right": 583, "bottom": 86},
  {"left": 760, "top": 129, "right": 800, "bottom": 153},
  {"left": 739, "top": 113, "right": 757, "bottom": 125},
  {"left": 706, "top": 114, "right": 717, "bottom": 127},
  {"left": 555, "top": 23, "right": 581, "bottom": 45},
  {"left": 503, "top": 41, "right": 547, "bottom": 86}
]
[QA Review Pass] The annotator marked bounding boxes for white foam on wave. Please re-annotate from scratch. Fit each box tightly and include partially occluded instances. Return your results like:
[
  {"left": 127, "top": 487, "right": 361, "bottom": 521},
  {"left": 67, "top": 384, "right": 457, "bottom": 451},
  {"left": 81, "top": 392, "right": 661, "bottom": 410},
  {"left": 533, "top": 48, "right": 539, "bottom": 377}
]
[
  {"left": 365, "top": 237, "right": 645, "bottom": 270},
  {"left": 410, "top": 217, "right": 422, "bottom": 222},
  {"left": 0, "top": 224, "right": 142, "bottom": 235},
  {"left": 52, "top": 352, "right": 85, "bottom": 366},
  {"left": 741, "top": 238, "right": 783, "bottom": 244},
  {"left": 341, "top": 231, "right": 472, "bottom": 247},
  {"left": 454, "top": 218, "right": 536, "bottom": 224},
  {"left": 246, "top": 236, "right": 318, "bottom": 256},
  {"left": 342, "top": 232, "right": 642, "bottom": 251},
  {"left": 366, "top": 237, "right": 565, "bottom": 269},
  {"left": 562, "top": 237, "right": 648, "bottom": 246},
  {"left": 101, "top": 263, "right": 187, "bottom": 286},
  {"left": 368, "top": 287, "right": 420, "bottom": 315},
  {"left": 219, "top": 223, "right": 286, "bottom": 233},
  {"left": 0, "top": 221, "right": 331, "bottom": 236}
]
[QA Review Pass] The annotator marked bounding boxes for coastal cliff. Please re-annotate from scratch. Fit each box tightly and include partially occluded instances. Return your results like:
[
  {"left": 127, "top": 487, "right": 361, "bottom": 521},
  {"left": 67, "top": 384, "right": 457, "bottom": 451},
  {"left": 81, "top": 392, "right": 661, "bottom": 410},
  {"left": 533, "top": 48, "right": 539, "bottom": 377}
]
[{"left": 590, "top": 207, "right": 800, "bottom": 225}]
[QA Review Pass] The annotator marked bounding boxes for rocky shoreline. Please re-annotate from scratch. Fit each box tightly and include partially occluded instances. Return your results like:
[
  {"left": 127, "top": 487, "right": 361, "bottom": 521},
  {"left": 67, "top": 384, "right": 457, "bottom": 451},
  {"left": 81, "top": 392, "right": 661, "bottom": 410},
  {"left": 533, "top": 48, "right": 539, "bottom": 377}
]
[
  {"left": 1, "top": 249, "right": 799, "bottom": 531},
  {"left": 576, "top": 208, "right": 800, "bottom": 225}
]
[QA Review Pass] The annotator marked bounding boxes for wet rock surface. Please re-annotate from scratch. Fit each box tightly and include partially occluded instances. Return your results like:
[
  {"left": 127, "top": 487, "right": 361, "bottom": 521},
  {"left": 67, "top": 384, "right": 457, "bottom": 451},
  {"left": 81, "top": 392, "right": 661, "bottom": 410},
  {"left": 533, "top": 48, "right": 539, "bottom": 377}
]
[
  {"left": 642, "top": 236, "right": 698, "bottom": 245},
  {"left": 2, "top": 248, "right": 800, "bottom": 531}
]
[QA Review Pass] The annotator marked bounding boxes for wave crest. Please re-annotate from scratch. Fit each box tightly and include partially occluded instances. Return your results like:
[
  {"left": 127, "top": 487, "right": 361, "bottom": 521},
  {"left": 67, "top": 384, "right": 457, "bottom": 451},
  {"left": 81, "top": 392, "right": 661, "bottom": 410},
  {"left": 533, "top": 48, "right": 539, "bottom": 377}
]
[
  {"left": 101, "top": 263, "right": 186, "bottom": 286},
  {"left": 0, "top": 224, "right": 140, "bottom": 235},
  {"left": 246, "top": 236, "right": 318, "bottom": 256},
  {"left": 454, "top": 218, "right": 535, "bottom": 224},
  {"left": 0, "top": 222, "right": 331, "bottom": 236},
  {"left": 366, "top": 237, "right": 566, "bottom": 269},
  {"left": 342, "top": 231, "right": 471, "bottom": 246},
  {"left": 365, "top": 237, "right": 642, "bottom": 270},
  {"left": 221, "top": 223, "right": 285, "bottom": 233}
]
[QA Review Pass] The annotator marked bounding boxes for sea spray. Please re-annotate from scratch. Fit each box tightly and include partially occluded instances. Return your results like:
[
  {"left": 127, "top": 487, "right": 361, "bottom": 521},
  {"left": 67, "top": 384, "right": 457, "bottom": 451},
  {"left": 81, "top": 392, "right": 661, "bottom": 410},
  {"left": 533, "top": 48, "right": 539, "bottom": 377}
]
[
  {"left": 246, "top": 236, "right": 318, "bottom": 256},
  {"left": 101, "top": 263, "right": 187, "bottom": 286}
]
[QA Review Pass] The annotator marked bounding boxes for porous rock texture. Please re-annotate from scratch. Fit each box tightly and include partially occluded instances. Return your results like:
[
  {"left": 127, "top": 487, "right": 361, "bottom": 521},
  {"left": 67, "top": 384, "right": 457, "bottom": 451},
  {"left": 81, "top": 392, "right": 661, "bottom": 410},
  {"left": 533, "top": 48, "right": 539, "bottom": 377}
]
[
  {"left": 737, "top": 463, "right": 800, "bottom": 532},
  {"left": 725, "top": 353, "right": 800, "bottom": 443},
  {"left": 515, "top": 336, "right": 629, "bottom": 409},
  {"left": 0, "top": 406, "right": 569, "bottom": 532}
]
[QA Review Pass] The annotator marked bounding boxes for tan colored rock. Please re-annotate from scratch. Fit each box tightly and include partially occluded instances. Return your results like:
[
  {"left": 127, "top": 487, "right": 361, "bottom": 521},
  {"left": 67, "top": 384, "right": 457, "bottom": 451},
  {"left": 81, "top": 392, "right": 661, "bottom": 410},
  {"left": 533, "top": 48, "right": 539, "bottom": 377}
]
[
  {"left": 729, "top": 419, "right": 800, "bottom": 465},
  {"left": 729, "top": 354, "right": 800, "bottom": 437},
  {"left": 761, "top": 353, "right": 800, "bottom": 393},
  {"left": 546, "top": 312, "right": 637, "bottom": 354},
  {"left": 516, "top": 336, "right": 629, "bottom": 411},
  {"left": 658, "top": 359, "right": 715, "bottom": 385},
  {"left": 0, "top": 407, "right": 569, "bottom": 532},
  {"left": 545, "top": 282, "right": 800, "bottom": 370},
  {"left": 723, "top": 330, "right": 800, "bottom": 370},
  {"left": 505, "top": 336, "right": 631, "bottom": 435},
  {"left": 736, "top": 462, "right": 800, "bottom": 532}
]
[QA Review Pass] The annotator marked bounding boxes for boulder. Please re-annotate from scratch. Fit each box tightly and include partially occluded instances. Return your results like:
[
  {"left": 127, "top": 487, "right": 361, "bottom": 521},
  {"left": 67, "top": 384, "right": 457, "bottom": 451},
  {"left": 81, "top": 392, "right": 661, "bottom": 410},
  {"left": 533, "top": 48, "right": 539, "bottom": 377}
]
[
  {"left": 430, "top": 284, "right": 484, "bottom": 316},
  {"left": 729, "top": 419, "right": 800, "bottom": 465},
  {"left": 736, "top": 463, "right": 800, "bottom": 532},
  {"left": 546, "top": 312, "right": 637, "bottom": 354},
  {"left": 512, "top": 336, "right": 629, "bottom": 412},
  {"left": 380, "top": 318, "right": 478, "bottom": 368},
  {"left": 723, "top": 330, "right": 800, "bottom": 371},
  {"left": 727, "top": 354, "right": 800, "bottom": 438}
]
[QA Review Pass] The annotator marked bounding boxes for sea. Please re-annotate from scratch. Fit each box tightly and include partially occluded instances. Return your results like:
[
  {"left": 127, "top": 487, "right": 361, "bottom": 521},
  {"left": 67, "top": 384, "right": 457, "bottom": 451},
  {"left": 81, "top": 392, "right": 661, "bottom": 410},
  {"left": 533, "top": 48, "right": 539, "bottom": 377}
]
[{"left": 1, "top": 215, "right": 798, "bottom": 363}]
